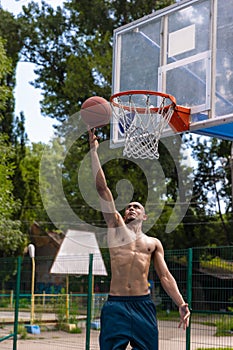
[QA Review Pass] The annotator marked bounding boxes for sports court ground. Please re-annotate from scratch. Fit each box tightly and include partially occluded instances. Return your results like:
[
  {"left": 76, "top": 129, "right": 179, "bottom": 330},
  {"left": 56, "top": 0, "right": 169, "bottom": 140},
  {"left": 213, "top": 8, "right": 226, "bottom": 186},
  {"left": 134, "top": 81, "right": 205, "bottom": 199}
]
[{"left": 1, "top": 320, "right": 232, "bottom": 350}]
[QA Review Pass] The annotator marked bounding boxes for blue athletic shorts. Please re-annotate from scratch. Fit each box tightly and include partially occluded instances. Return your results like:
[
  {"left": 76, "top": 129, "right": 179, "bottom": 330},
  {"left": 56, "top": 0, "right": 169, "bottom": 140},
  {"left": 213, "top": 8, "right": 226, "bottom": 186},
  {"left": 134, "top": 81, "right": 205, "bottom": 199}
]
[{"left": 99, "top": 294, "right": 158, "bottom": 350}]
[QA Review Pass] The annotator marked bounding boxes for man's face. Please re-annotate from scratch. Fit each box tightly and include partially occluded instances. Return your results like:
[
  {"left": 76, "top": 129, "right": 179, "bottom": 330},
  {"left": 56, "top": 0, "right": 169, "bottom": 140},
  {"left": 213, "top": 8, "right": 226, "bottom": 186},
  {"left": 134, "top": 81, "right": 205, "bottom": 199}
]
[{"left": 124, "top": 202, "right": 147, "bottom": 224}]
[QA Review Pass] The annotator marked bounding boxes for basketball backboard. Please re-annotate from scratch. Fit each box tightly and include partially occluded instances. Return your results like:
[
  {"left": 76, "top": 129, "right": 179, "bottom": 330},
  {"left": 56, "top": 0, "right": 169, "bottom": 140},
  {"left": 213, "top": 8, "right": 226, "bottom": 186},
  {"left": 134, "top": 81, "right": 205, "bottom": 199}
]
[{"left": 110, "top": 0, "right": 233, "bottom": 148}]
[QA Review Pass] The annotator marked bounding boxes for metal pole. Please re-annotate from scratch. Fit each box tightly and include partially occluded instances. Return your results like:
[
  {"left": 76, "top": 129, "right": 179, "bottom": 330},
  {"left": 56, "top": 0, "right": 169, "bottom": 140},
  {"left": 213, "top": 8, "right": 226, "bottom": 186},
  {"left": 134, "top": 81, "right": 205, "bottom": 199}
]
[
  {"left": 30, "top": 256, "right": 35, "bottom": 324},
  {"left": 13, "top": 256, "right": 22, "bottom": 350},
  {"left": 28, "top": 244, "right": 36, "bottom": 324},
  {"left": 66, "top": 275, "right": 69, "bottom": 322},
  {"left": 186, "top": 248, "right": 193, "bottom": 350},
  {"left": 85, "top": 254, "right": 93, "bottom": 350}
]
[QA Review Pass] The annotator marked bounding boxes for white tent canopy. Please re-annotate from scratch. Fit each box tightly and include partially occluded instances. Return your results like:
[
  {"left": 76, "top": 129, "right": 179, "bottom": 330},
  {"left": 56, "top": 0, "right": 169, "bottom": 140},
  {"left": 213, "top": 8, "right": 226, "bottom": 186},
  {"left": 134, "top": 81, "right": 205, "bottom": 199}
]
[{"left": 50, "top": 230, "right": 107, "bottom": 276}]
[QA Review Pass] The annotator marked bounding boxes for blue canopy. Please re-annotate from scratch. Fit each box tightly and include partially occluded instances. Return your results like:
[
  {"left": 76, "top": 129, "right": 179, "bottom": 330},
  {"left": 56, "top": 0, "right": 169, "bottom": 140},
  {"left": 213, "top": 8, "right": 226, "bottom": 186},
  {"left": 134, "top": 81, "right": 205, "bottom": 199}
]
[{"left": 193, "top": 122, "right": 233, "bottom": 141}]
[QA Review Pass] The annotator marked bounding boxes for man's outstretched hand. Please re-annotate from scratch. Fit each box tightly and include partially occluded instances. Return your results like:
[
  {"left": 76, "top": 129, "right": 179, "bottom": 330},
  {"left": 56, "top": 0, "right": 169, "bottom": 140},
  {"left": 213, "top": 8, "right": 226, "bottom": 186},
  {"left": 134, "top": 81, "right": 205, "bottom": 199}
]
[{"left": 178, "top": 303, "right": 190, "bottom": 330}]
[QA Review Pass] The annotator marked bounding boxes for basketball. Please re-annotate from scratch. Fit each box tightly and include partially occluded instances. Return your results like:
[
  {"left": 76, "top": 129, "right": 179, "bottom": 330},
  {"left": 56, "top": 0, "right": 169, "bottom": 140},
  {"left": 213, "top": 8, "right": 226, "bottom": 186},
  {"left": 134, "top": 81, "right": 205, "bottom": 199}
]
[{"left": 80, "top": 96, "right": 111, "bottom": 128}]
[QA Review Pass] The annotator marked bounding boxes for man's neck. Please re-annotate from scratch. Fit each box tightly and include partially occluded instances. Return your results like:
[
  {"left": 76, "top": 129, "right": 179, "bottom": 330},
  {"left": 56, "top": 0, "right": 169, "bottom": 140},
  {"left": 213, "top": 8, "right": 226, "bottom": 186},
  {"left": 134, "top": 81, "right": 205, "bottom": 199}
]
[{"left": 126, "top": 220, "right": 143, "bottom": 235}]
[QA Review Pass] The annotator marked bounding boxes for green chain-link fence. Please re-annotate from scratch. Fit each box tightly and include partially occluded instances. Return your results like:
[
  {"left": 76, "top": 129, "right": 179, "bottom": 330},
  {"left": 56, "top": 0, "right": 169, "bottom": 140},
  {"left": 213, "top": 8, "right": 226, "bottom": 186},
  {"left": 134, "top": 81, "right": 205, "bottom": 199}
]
[{"left": 0, "top": 246, "right": 232, "bottom": 350}]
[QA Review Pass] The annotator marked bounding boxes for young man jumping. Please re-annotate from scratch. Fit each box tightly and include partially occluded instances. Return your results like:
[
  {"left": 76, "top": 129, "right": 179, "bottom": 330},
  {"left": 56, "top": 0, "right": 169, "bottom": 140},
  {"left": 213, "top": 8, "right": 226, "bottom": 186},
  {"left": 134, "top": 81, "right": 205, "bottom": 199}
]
[{"left": 89, "top": 128, "right": 190, "bottom": 350}]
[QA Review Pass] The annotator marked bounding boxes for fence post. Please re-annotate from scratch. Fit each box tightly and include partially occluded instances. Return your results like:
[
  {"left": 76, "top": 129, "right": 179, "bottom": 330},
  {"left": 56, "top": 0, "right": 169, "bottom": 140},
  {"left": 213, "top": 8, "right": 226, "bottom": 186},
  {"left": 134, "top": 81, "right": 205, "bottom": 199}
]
[
  {"left": 13, "top": 256, "right": 22, "bottom": 350},
  {"left": 43, "top": 291, "right": 46, "bottom": 307},
  {"left": 66, "top": 275, "right": 69, "bottom": 321},
  {"left": 86, "top": 254, "right": 93, "bottom": 350},
  {"left": 186, "top": 248, "right": 192, "bottom": 350},
  {"left": 10, "top": 290, "right": 14, "bottom": 308}
]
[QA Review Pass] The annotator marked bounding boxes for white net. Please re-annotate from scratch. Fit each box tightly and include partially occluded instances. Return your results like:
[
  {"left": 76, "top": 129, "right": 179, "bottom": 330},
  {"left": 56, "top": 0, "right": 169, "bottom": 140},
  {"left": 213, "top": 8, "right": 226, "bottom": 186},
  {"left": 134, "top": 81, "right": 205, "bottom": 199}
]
[{"left": 111, "top": 92, "right": 175, "bottom": 159}]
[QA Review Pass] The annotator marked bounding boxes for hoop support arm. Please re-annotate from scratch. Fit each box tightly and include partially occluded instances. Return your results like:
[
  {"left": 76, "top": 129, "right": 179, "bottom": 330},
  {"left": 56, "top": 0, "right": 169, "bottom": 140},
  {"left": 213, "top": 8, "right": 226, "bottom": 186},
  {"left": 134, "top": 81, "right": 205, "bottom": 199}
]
[{"left": 169, "top": 105, "right": 191, "bottom": 132}]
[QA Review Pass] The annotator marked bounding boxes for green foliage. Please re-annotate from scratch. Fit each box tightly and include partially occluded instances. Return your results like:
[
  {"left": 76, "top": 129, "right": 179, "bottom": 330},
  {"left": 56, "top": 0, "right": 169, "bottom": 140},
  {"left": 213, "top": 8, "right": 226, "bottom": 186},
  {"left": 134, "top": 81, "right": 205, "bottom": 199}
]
[
  {"left": 0, "top": 9, "right": 24, "bottom": 67},
  {"left": 0, "top": 9, "right": 24, "bottom": 139},
  {"left": 19, "top": 142, "right": 53, "bottom": 230},
  {"left": 185, "top": 135, "right": 233, "bottom": 247},
  {"left": 0, "top": 218, "right": 27, "bottom": 256},
  {"left": 39, "top": 138, "right": 71, "bottom": 231},
  {"left": 0, "top": 137, "right": 17, "bottom": 216},
  {"left": 0, "top": 37, "right": 12, "bottom": 121},
  {"left": 18, "top": 0, "right": 175, "bottom": 121},
  {"left": 17, "top": 324, "right": 28, "bottom": 339},
  {"left": 0, "top": 136, "right": 28, "bottom": 256},
  {"left": 52, "top": 288, "right": 81, "bottom": 333},
  {"left": 54, "top": 293, "right": 67, "bottom": 329},
  {"left": 215, "top": 316, "right": 233, "bottom": 336},
  {"left": 19, "top": 298, "right": 30, "bottom": 309},
  {"left": 200, "top": 256, "right": 233, "bottom": 274},
  {"left": 190, "top": 137, "right": 231, "bottom": 215}
]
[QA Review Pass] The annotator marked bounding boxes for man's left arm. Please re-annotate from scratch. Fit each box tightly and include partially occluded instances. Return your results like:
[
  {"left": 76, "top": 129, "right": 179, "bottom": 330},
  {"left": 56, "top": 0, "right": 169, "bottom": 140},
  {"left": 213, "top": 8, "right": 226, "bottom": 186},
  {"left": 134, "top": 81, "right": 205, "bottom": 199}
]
[{"left": 153, "top": 239, "right": 190, "bottom": 329}]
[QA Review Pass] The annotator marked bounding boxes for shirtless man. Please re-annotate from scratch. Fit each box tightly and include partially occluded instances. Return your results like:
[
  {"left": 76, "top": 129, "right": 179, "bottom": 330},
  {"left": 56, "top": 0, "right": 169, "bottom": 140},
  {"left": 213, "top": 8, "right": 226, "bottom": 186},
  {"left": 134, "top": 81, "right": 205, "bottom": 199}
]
[{"left": 89, "top": 129, "right": 190, "bottom": 350}]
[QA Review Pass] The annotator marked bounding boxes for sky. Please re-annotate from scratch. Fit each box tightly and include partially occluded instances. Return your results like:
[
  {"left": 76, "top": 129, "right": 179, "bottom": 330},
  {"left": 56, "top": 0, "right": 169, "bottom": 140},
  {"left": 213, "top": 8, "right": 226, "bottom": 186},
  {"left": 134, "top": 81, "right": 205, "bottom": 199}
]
[{"left": 1, "top": 0, "right": 65, "bottom": 143}]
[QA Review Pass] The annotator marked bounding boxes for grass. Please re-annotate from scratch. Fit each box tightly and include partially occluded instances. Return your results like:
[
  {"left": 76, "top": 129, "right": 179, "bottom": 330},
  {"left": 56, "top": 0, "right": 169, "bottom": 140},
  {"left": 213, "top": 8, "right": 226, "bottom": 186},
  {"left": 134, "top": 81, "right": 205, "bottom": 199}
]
[
  {"left": 190, "top": 313, "right": 233, "bottom": 337},
  {"left": 156, "top": 309, "right": 180, "bottom": 321},
  {"left": 200, "top": 256, "right": 233, "bottom": 273},
  {"left": 196, "top": 348, "right": 233, "bottom": 350},
  {"left": 215, "top": 316, "right": 233, "bottom": 336},
  {"left": 170, "top": 254, "right": 233, "bottom": 274},
  {"left": 17, "top": 324, "right": 28, "bottom": 339}
]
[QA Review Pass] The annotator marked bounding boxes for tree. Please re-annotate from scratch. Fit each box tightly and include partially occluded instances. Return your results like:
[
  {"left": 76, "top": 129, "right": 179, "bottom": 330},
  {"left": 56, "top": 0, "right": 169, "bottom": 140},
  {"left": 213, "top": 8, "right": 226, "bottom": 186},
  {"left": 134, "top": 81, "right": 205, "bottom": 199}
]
[
  {"left": 17, "top": 0, "right": 233, "bottom": 250},
  {"left": 16, "top": 0, "right": 181, "bottom": 242},
  {"left": 0, "top": 135, "right": 27, "bottom": 256},
  {"left": 187, "top": 135, "right": 233, "bottom": 246},
  {"left": 19, "top": 142, "right": 54, "bottom": 232},
  {"left": 0, "top": 9, "right": 24, "bottom": 140},
  {"left": 18, "top": 0, "right": 176, "bottom": 122},
  {"left": 0, "top": 36, "right": 12, "bottom": 122},
  {"left": 0, "top": 34, "right": 28, "bottom": 256},
  {"left": 0, "top": 10, "right": 29, "bottom": 223}
]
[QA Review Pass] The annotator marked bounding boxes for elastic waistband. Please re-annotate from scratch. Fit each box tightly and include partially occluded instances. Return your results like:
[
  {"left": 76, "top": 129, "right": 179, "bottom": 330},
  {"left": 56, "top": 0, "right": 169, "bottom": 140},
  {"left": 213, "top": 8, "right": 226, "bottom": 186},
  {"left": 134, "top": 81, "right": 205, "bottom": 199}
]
[{"left": 108, "top": 294, "right": 151, "bottom": 302}]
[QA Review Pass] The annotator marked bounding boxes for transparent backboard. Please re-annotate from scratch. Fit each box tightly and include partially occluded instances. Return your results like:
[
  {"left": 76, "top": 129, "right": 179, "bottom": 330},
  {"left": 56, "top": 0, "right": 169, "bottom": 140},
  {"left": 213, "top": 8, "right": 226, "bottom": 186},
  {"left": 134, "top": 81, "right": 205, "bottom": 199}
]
[{"left": 111, "top": 0, "right": 233, "bottom": 147}]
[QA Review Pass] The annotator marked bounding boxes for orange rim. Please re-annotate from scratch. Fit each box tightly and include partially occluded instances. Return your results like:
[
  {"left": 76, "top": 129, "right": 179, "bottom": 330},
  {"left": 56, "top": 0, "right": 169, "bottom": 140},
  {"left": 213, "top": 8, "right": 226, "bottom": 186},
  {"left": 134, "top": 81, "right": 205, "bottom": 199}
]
[{"left": 110, "top": 90, "right": 177, "bottom": 113}]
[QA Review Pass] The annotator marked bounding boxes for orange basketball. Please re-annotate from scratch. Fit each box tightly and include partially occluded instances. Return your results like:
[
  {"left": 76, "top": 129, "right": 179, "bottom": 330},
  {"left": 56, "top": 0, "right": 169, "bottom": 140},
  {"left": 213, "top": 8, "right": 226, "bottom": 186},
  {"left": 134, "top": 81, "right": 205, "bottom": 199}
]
[{"left": 80, "top": 96, "right": 111, "bottom": 128}]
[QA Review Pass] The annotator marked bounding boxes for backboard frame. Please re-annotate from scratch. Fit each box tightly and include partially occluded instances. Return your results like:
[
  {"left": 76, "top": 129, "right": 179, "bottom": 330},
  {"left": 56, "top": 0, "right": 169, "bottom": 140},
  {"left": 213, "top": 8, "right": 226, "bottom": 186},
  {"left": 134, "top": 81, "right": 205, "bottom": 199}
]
[{"left": 110, "top": 0, "right": 233, "bottom": 148}]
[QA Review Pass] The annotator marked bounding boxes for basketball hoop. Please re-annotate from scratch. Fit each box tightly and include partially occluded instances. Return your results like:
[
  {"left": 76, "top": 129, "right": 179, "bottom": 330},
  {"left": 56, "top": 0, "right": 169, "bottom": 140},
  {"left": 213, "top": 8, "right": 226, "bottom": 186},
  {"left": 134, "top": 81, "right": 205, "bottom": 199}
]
[{"left": 110, "top": 90, "right": 190, "bottom": 160}]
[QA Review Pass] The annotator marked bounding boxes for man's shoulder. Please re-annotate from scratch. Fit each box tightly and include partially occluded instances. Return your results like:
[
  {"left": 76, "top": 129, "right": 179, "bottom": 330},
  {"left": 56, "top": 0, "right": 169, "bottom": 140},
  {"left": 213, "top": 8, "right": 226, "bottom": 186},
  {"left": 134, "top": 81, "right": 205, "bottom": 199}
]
[
  {"left": 144, "top": 235, "right": 163, "bottom": 250},
  {"left": 145, "top": 234, "right": 160, "bottom": 243}
]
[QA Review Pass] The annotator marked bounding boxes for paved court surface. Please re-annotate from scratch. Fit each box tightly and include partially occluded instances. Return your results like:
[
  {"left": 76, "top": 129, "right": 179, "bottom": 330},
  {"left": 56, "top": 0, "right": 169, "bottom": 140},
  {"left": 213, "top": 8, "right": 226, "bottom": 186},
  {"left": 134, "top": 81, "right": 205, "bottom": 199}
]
[{"left": 1, "top": 321, "right": 233, "bottom": 350}]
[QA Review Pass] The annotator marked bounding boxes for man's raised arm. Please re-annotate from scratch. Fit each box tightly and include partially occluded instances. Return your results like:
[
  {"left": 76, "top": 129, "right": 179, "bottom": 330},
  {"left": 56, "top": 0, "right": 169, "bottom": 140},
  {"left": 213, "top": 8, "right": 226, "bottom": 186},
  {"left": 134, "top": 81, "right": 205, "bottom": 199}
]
[{"left": 89, "top": 129, "right": 119, "bottom": 227}]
